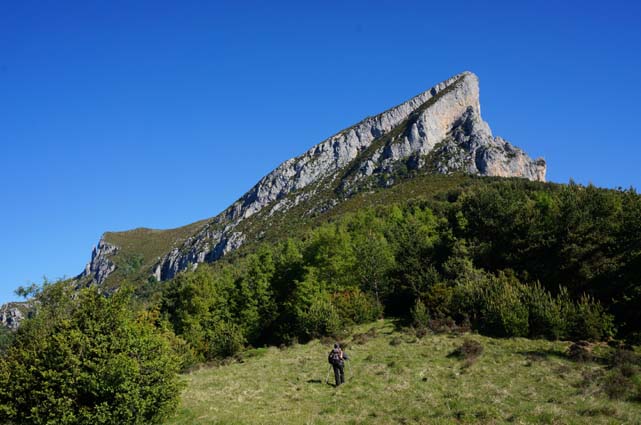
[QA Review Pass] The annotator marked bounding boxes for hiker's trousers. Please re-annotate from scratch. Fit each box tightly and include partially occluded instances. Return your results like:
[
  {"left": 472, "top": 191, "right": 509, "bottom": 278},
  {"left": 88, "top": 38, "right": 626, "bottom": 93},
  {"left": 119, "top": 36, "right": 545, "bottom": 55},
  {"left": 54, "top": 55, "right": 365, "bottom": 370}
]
[{"left": 333, "top": 363, "right": 345, "bottom": 386}]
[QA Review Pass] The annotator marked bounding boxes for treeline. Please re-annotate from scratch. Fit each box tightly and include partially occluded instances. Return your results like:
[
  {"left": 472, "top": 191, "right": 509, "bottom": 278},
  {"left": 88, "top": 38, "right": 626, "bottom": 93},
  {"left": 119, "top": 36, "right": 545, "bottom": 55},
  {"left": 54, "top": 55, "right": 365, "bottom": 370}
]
[
  {"left": 160, "top": 180, "right": 640, "bottom": 362},
  {"left": 2, "top": 178, "right": 639, "bottom": 424}
]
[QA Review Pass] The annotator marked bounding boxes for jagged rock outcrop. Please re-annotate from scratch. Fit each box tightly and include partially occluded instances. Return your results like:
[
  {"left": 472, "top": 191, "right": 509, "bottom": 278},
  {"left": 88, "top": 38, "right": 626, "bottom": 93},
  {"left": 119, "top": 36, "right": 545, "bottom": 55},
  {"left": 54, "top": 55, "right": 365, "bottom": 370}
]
[
  {"left": 78, "top": 237, "right": 118, "bottom": 283},
  {"left": 83, "top": 71, "right": 546, "bottom": 284},
  {"left": 426, "top": 107, "right": 546, "bottom": 180},
  {"left": 0, "top": 302, "right": 30, "bottom": 330}
]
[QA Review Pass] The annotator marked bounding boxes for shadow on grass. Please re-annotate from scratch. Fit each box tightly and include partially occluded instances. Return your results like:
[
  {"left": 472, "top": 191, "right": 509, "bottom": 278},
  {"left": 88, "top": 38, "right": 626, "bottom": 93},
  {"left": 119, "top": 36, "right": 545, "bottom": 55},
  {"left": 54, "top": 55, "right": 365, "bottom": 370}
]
[
  {"left": 305, "top": 379, "right": 337, "bottom": 387},
  {"left": 518, "top": 348, "right": 608, "bottom": 365}
]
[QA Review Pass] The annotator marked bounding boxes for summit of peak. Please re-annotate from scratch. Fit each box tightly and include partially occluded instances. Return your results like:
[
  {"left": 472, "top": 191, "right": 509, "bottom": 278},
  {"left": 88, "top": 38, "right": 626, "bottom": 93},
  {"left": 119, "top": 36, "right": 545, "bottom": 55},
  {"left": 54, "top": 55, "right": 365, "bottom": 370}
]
[{"left": 78, "top": 72, "right": 546, "bottom": 285}]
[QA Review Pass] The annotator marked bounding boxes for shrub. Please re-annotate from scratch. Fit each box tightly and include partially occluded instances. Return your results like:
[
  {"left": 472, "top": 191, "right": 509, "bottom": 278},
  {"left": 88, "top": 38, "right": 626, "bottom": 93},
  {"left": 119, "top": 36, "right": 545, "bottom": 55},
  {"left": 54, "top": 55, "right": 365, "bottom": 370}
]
[
  {"left": 428, "top": 317, "right": 457, "bottom": 334},
  {"left": 160, "top": 322, "right": 199, "bottom": 372},
  {"left": 567, "top": 294, "right": 615, "bottom": 341},
  {"left": 0, "top": 283, "right": 182, "bottom": 425},
  {"left": 610, "top": 348, "right": 640, "bottom": 369},
  {"left": 602, "top": 369, "right": 636, "bottom": 400},
  {"left": 0, "top": 327, "right": 13, "bottom": 355},
  {"left": 423, "top": 282, "right": 453, "bottom": 319},
  {"left": 301, "top": 297, "right": 341, "bottom": 339},
  {"left": 208, "top": 321, "right": 246, "bottom": 359},
  {"left": 389, "top": 336, "right": 403, "bottom": 346},
  {"left": 331, "top": 288, "right": 382, "bottom": 325},
  {"left": 523, "top": 282, "right": 565, "bottom": 340},
  {"left": 451, "top": 271, "right": 615, "bottom": 341},
  {"left": 567, "top": 341, "right": 593, "bottom": 362},
  {"left": 450, "top": 271, "right": 529, "bottom": 337},
  {"left": 449, "top": 339, "right": 484, "bottom": 367},
  {"left": 477, "top": 274, "right": 529, "bottom": 337},
  {"left": 410, "top": 299, "right": 430, "bottom": 329}
]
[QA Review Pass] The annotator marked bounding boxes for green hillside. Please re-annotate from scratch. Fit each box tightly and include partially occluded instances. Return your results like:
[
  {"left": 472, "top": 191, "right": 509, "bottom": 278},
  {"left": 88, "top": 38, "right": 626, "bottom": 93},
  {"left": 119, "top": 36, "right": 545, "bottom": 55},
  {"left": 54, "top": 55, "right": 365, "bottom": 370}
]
[
  {"left": 95, "top": 174, "right": 516, "bottom": 288},
  {"left": 89, "top": 174, "right": 468, "bottom": 288},
  {"left": 5, "top": 175, "right": 641, "bottom": 424},
  {"left": 168, "top": 320, "right": 641, "bottom": 425},
  {"left": 98, "top": 218, "right": 210, "bottom": 287}
]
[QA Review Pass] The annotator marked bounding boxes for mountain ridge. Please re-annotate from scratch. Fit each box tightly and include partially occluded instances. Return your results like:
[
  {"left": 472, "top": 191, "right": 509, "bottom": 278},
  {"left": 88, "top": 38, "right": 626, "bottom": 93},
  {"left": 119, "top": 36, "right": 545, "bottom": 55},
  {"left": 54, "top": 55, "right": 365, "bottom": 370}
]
[{"left": 78, "top": 71, "right": 545, "bottom": 287}]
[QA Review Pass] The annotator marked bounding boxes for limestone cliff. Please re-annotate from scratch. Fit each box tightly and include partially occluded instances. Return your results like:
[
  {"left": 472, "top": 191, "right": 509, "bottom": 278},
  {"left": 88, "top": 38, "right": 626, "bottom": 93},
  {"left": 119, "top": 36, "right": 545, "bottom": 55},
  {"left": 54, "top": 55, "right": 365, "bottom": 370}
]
[
  {"left": 0, "top": 302, "right": 31, "bottom": 330},
  {"left": 83, "top": 71, "right": 546, "bottom": 284},
  {"left": 78, "top": 238, "right": 118, "bottom": 283}
]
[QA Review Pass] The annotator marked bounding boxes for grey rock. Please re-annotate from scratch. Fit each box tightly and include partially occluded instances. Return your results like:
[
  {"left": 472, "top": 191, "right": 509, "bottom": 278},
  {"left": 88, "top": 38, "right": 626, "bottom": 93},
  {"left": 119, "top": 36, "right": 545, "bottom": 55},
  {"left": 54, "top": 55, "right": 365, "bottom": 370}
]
[
  {"left": 0, "top": 302, "right": 30, "bottom": 330},
  {"left": 78, "top": 237, "right": 118, "bottom": 284},
  {"left": 83, "top": 71, "right": 546, "bottom": 283},
  {"left": 426, "top": 107, "right": 547, "bottom": 180}
]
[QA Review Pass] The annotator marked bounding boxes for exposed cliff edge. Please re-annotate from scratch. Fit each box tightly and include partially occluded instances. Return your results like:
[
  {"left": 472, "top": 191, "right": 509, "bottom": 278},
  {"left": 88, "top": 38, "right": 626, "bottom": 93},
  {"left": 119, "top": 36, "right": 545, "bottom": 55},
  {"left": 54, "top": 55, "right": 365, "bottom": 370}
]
[
  {"left": 77, "top": 238, "right": 118, "bottom": 283},
  {"left": 0, "top": 302, "right": 31, "bottom": 330},
  {"left": 80, "top": 71, "right": 546, "bottom": 285}
]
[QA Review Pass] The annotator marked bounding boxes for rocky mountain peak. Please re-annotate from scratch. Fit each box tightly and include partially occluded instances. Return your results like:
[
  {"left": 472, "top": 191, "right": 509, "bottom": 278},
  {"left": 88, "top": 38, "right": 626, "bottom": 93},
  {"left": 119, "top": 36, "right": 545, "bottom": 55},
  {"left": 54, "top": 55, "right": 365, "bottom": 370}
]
[{"left": 80, "top": 71, "right": 546, "bottom": 284}]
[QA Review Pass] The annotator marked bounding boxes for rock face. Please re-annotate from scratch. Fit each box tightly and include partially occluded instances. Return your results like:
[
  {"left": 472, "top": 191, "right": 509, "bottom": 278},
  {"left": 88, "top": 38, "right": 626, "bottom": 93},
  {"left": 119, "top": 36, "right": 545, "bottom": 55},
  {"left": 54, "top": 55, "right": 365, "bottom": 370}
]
[
  {"left": 427, "top": 107, "right": 546, "bottom": 180},
  {"left": 87, "top": 71, "right": 546, "bottom": 284},
  {"left": 78, "top": 238, "right": 118, "bottom": 283},
  {"left": 0, "top": 303, "right": 29, "bottom": 330}
]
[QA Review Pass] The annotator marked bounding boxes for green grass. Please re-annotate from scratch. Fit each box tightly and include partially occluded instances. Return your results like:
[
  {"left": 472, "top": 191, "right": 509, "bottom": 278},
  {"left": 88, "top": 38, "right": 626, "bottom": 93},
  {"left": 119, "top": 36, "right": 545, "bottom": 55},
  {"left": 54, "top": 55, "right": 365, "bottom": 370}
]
[
  {"left": 101, "top": 218, "right": 210, "bottom": 285},
  {"left": 166, "top": 321, "right": 641, "bottom": 424}
]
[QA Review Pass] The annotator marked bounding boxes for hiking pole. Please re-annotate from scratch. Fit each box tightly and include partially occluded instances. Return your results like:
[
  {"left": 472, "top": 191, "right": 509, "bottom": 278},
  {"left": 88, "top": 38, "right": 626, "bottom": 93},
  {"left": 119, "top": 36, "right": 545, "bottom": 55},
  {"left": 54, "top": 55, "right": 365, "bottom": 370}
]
[{"left": 325, "top": 365, "right": 332, "bottom": 384}]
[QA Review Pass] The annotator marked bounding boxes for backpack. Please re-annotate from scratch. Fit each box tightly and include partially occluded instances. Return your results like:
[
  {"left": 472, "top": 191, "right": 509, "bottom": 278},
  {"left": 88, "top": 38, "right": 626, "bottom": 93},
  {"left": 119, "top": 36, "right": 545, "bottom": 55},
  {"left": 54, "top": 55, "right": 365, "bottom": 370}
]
[{"left": 328, "top": 348, "right": 342, "bottom": 365}]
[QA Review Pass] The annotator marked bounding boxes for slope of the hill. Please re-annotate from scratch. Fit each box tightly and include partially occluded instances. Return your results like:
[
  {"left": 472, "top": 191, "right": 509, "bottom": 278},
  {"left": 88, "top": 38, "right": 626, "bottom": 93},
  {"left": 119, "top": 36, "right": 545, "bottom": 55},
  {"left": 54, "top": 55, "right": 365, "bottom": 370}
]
[
  {"left": 77, "top": 71, "right": 545, "bottom": 289},
  {"left": 78, "top": 219, "right": 210, "bottom": 290},
  {"left": 167, "top": 320, "right": 641, "bottom": 425},
  {"left": 78, "top": 174, "right": 486, "bottom": 290}
]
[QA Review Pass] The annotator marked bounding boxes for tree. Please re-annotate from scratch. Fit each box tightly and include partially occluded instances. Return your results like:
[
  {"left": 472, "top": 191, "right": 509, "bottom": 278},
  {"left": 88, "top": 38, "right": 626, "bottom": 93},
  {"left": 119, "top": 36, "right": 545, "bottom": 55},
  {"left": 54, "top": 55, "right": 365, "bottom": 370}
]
[
  {"left": 303, "top": 224, "right": 356, "bottom": 291},
  {"left": 0, "top": 281, "right": 182, "bottom": 425},
  {"left": 352, "top": 231, "right": 394, "bottom": 305}
]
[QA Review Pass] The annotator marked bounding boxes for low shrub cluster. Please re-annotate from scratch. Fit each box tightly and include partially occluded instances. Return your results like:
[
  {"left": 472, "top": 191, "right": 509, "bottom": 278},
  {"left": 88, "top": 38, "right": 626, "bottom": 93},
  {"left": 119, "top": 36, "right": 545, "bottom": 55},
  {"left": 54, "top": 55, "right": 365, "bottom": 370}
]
[
  {"left": 449, "top": 272, "right": 614, "bottom": 341},
  {"left": 601, "top": 348, "right": 641, "bottom": 401},
  {"left": 449, "top": 339, "right": 484, "bottom": 367},
  {"left": 567, "top": 341, "right": 593, "bottom": 362},
  {"left": 331, "top": 289, "right": 382, "bottom": 325}
]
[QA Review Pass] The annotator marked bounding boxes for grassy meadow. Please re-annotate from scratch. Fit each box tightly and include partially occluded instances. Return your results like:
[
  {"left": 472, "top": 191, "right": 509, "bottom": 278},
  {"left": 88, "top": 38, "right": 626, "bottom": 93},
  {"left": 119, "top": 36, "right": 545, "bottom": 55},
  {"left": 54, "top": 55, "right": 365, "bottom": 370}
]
[{"left": 167, "top": 320, "right": 641, "bottom": 424}]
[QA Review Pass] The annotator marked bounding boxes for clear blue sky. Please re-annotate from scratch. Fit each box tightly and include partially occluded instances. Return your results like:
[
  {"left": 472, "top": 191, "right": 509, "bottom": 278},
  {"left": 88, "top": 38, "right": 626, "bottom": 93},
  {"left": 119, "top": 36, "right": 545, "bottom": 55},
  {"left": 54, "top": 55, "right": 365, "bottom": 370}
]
[{"left": 1, "top": 0, "right": 640, "bottom": 304}]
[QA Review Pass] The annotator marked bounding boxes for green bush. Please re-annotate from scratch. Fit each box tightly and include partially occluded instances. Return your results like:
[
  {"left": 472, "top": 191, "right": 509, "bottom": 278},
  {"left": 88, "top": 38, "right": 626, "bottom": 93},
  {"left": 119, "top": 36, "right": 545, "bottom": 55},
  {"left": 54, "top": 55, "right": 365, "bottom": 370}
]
[
  {"left": 410, "top": 299, "right": 430, "bottom": 329},
  {"left": 0, "top": 282, "right": 182, "bottom": 425},
  {"left": 455, "top": 272, "right": 529, "bottom": 338},
  {"left": 523, "top": 282, "right": 565, "bottom": 340},
  {"left": 0, "top": 327, "right": 13, "bottom": 355},
  {"left": 567, "top": 294, "right": 615, "bottom": 341},
  {"left": 208, "top": 321, "right": 246, "bottom": 359},
  {"left": 423, "top": 282, "right": 453, "bottom": 319},
  {"left": 602, "top": 369, "right": 638, "bottom": 400},
  {"left": 301, "top": 297, "right": 341, "bottom": 339},
  {"left": 450, "top": 270, "right": 615, "bottom": 341},
  {"left": 331, "top": 288, "right": 383, "bottom": 325},
  {"left": 480, "top": 278, "right": 529, "bottom": 337}
]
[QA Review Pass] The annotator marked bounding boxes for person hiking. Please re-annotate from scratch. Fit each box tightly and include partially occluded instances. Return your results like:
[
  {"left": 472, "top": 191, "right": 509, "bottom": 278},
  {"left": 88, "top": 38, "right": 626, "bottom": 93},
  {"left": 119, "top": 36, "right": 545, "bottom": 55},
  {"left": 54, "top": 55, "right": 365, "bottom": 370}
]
[{"left": 328, "top": 342, "right": 348, "bottom": 387}]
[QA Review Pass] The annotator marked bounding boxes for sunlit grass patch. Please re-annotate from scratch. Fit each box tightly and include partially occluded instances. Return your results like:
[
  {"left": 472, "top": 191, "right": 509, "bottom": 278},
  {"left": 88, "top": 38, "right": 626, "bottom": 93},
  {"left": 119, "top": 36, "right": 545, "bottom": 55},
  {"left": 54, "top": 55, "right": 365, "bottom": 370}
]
[{"left": 167, "top": 320, "right": 641, "bottom": 424}]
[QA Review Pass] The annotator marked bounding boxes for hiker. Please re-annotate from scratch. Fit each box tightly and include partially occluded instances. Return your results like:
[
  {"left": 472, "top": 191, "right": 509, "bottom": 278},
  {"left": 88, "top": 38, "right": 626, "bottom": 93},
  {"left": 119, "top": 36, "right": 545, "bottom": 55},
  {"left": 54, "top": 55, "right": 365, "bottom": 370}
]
[{"left": 328, "top": 342, "right": 348, "bottom": 386}]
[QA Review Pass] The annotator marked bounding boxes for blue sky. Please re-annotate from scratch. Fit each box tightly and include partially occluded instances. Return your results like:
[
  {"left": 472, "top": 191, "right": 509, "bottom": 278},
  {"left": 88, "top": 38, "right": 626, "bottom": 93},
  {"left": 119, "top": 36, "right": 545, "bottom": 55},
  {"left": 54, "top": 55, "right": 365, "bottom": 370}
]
[{"left": 1, "top": 0, "right": 640, "bottom": 304}]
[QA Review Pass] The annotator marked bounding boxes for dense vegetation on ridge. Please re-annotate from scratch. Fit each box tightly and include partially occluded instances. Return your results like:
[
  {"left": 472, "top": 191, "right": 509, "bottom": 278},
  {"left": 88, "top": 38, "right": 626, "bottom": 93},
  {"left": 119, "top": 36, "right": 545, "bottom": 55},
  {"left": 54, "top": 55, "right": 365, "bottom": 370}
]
[{"left": 2, "top": 175, "right": 641, "bottom": 424}]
